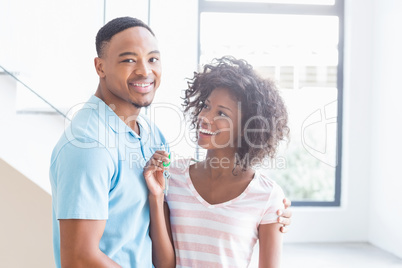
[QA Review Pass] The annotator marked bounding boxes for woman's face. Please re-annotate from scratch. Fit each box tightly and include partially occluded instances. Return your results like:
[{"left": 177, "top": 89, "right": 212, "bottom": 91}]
[{"left": 197, "top": 87, "right": 241, "bottom": 151}]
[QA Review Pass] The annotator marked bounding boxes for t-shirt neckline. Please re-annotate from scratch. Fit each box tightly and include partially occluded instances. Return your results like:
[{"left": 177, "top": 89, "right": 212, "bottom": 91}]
[{"left": 184, "top": 162, "right": 257, "bottom": 209}]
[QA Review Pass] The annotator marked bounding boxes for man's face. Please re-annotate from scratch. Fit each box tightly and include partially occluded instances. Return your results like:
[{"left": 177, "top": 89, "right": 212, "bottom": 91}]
[{"left": 99, "top": 27, "right": 162, "bottom": 109}]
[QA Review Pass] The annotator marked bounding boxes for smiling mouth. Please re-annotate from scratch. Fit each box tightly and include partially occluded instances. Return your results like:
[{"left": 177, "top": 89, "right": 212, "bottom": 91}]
[
  {"left": 129, "top": 82, "right": 154, "bottom": 93},
  {"left": 198, "top": 128, "right": 219, "bottom": 135},
  {"left": 131, "top": 82, "right": 153, "bottom": 87}
]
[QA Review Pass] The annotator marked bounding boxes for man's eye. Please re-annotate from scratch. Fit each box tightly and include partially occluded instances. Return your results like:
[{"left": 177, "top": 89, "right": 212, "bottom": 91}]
[
  {"left": 149, "top": 57, "right": 159, "bottom": 63},
  {"left": 123, "top": 59, "right": 135, "bottom": 63}
]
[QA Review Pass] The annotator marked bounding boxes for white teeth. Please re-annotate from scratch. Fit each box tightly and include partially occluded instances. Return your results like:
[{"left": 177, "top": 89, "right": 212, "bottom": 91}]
[
  {"left": 199, "top": 128, "right": 219, "bottom": 135},
  {"left": 133, "top": 83, "right": 151, "bottom": 87}
]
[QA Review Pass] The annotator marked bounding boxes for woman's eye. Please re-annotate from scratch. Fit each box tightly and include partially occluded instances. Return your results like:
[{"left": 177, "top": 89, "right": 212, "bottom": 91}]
[
  {"left": 218, "top": 111, "right": 227, "bottom": 117},
  {"left": 202, "top": 103, "right": 208, "bottom": 109},
  {"left": 123, "top": 59, "right": 135, "bottom": 63}
]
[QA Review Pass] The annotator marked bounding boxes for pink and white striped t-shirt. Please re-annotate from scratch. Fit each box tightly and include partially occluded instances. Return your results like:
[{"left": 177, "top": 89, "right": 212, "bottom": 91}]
[{"left": 166, "top": 159, "right": 285, "bottom": 268}]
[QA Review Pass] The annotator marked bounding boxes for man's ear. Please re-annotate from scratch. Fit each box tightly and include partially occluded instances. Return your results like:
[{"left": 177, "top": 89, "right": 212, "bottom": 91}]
[{"left": 94, "top": 57, "right": 106, "bottom": 78}]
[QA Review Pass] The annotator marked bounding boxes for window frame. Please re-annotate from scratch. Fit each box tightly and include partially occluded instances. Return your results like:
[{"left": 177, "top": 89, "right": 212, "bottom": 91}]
[{"left": 197, "top": 0, "right": 344, "bottom": 206}]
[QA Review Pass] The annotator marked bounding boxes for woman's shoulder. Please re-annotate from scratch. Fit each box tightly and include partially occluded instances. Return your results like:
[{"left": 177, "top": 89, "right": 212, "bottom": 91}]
[
  {"left": 169, "top": 158, "right": 195, "bottom": 176},
  {"left": 252, "top": 169, "right": 283, "bottom": 194}
]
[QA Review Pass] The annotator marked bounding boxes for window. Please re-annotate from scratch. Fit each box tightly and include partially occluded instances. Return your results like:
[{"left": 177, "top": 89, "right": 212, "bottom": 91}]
[
  {"left": 205, "top": 0, "right": 335, "bottom": 4},
  {"left": 198, "top": 0, "right": 344, "bottom": 206}
]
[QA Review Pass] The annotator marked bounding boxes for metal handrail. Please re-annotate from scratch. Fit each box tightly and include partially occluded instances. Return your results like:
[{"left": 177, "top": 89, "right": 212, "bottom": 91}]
[{"left": 0, "top": 65, "right": 70, "bottom": 121}]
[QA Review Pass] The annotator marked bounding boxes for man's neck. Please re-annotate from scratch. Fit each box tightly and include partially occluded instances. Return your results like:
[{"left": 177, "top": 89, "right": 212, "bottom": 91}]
[{"left": 95, "top": 86, "right": 142, "bottom": 135}]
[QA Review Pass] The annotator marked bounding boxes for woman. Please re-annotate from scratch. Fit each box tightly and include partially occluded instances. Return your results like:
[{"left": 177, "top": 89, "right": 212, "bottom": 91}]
[{"left": 144, "top": 56, "right": 290, "bottom": 268}]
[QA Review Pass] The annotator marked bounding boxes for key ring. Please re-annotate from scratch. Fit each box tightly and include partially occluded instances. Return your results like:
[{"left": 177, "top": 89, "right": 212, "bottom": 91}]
[{"left": 162, "top": 153, "right": 171, "bottom": 167}]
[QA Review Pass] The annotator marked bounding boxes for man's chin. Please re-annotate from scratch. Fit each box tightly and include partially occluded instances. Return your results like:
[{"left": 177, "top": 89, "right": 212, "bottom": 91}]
[{"left": 132, "top": 101, "right": 151, "bottom": 109}]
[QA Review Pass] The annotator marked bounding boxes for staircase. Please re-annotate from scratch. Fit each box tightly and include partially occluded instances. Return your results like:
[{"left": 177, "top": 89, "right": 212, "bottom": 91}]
[
  {"left": 0, "top": 69, "right": 67, "bottom": 193},
  {"left": 0, "top": 69, "right": 66, "bottom": 267}
]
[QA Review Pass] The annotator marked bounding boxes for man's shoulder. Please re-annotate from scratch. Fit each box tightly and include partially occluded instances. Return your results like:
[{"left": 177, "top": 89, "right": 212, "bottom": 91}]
[
  {"left": 51, "top": 99, "right": 115, "bottom": 162},
  {"left": 70, "top": 101, "right": 109, "bottom": 138},
  {"left": 50, "top": 133, "right": 113, "bottom": 165}
]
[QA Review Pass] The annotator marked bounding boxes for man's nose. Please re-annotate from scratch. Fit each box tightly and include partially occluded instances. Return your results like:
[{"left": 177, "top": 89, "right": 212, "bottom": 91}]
[{"left": 135, "top": 60, "right": 151, "bottom": 76}]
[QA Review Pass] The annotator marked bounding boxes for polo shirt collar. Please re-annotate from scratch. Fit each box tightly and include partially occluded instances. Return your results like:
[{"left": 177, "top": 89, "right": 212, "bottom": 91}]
[{"left": 88, "top": 95, "right": 149, "bottom": 139}]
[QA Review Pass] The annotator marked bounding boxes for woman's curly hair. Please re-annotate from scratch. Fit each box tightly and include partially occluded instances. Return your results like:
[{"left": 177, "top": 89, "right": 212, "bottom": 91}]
[{"left": 183, "top": 56, "right": 290, "bottom": 170}]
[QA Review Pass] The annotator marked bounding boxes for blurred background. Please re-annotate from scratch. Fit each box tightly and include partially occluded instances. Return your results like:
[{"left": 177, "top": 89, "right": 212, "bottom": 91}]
[{"left": 1, "top": 0, "right": 401, "bottom": 267}]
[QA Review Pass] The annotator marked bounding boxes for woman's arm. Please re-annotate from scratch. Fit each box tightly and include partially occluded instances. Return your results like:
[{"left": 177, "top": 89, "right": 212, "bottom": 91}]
[
  {"left": 144, "top": 151, "right": 175, "bottom": 268},
  {"left": 258, "top": 223, "right": 283, "bottom": 268},
  {"left": 148, "top": 196, "right": 175, "bottom": 267}
]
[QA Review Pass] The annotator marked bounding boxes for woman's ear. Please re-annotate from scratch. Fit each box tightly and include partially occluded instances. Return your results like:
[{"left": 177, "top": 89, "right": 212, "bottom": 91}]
[{"left": 94, "top": 57, "right": 106, "bottom": 78}]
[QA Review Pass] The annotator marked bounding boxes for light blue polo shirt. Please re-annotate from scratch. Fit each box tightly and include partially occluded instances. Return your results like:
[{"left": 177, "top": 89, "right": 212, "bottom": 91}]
[{"left": 49, "top": 95, "right": 169, "bottom": 267}]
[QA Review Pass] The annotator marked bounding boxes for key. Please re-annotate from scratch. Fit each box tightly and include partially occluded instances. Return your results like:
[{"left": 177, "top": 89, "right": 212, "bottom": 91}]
[
  {"left": 162, "top": 153, "right": 171, "bottom": 196},
  {"left": 163, "top": 169, "right": 170, "bottom": 196}
]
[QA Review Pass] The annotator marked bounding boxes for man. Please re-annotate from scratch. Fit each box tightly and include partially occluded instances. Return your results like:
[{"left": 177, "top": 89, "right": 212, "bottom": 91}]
[{"left": 50, "top": 17, "right": 291, "bottom": 267}]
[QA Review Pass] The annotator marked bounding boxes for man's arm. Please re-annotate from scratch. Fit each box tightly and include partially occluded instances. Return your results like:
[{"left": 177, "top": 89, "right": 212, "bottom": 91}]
[
  {"left": 277, "top": 198, "right": 292, "bottom": 233},
  {"left": 59, "top": 219, "right": 121, "bottom": 268}
]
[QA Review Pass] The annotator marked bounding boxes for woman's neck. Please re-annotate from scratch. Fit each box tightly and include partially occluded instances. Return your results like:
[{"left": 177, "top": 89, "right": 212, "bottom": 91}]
[{"left": 199, "top": 149, "right": 239, "bottom": 180}]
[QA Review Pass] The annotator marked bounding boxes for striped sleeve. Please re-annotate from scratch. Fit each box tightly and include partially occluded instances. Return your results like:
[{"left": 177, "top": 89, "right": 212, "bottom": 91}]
[{"left": 260, "top": 180, "right": 285, "bottom": 225}]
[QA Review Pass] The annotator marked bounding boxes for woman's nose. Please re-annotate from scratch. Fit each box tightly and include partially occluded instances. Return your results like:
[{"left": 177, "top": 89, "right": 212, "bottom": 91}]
[{"left": 200, "top": 112, "right": 214, "bottom": 126}]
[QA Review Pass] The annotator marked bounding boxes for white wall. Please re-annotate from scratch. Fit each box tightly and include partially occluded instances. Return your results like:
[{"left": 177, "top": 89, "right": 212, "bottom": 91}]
[
  {"left": 0, "top": 0, "right": 103, "bottom": 110},
  {"left": 148, "top": 0, "right": 199, "bottom": 159},
  {"left": 369, "top": 0, "right": 402, "bottom": 258}
]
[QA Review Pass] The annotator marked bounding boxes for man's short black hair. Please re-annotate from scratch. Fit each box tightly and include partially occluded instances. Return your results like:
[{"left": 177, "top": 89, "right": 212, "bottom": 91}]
[{"left": 95, "top": 16, "right": 155, "bottom": 57}]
